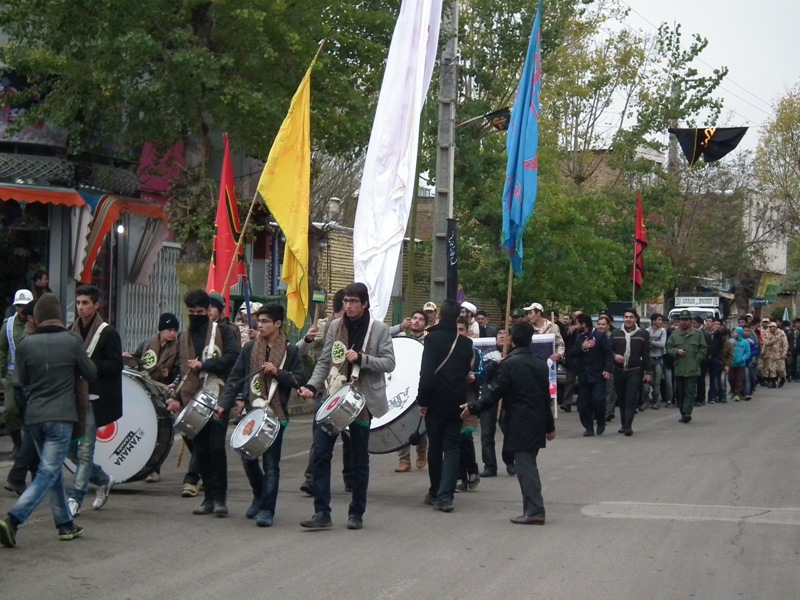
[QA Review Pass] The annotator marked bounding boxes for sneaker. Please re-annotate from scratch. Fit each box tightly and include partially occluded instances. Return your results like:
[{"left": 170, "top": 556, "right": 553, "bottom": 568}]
[
  {"left": 145, "top": 472, "right": 161, "bottom": 483},
  {"left": 455, "top": 480, "right": 467, "bottom": 493},
  {"left": 506, "top": 464, "right": 516, "bottom": 476},
  {"left": 650, "top": 403, "right": 659, "bottom": 410},
  {"left": 182, "top": 483, "right": 198, "bottom": 498},
  {"left": 394, "top": 462, "right": 411, "bottom": 473},
  {"left": 479, "top": 469, "right": 497, "bottom": 478},
  {"left": 245, "top": 503, "right": 260, "bottom": 520},
  {"left": 92, "top": 476, "right": 115, "bottom": 510},
  {"left": 433, "top": 499, "right": 454, "bottom": 513},
  {"left": 467, "top": 472, "right": 481, "bottom": 491},
  {"left": 423, "top": 493, "right": 435, "bottom": 506},
  {"left": 708, "top": 400, "right": 716, "bottom": 405},
  {"left": 213, "top": 501, "right": 228, "bottom": 517},
  {"left": 300, "top": 512, "right": 332, "bottom": 529},
  {"left": 57, "top": 523, "right": 84, "bottom": 541},
  {"left": 192, "top": 501, "right": 214, "bottom": 515},
  {"left": 346, "top": 515, "right": 363, "bottom": 530},
  {"left": 0, "top": 517, "right": 17, "bottom": 548},
  {"left": 416, "top": 454, "right": 428, "bottom": 469},
  {"left": 745, "top": 396, "right": 752, "bottom": 401},
  {"left": 299, "top": 483, "right": 314, "bottom": 496},
  {"left": 256, "top": 511, "right": 274, "bottom": 528},
  {"left": 68, "top": 497, "right": 81, "bottom": 518}
]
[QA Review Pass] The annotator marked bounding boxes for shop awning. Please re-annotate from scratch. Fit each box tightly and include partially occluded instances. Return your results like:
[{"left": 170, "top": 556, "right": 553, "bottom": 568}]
[{"left": 0, "top": 183, "right": 86, "bottom": 208}]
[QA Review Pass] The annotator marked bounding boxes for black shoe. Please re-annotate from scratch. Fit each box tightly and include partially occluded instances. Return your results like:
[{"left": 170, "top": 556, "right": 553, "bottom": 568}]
[
  {"left": 506, "top": 464, "right": 516, "bottom": 476},
  {"left": 624, "top": 428, "right": 633, "bottom": 436},
  {"left": 479, "top": 469, "right": 497, "bottom": 478},
  {"left": 213, "top": 501, "right": 228, "bottom": 517},
  {"left": 679, "top": 415, "right": 692, "bottom": 423},
  {"left": 433, "top": 499, "right": 454, "bottom": 513},
  {"left": 256, "top": 511, "right": 274, "bottom": 527},
  {"left": 57, "top": 522, "right": 84, "bottom": 541},
  {"left": 605, "top": 413, "right": 615, "bottom": 422},
  {"left": 596, "top": 423, "right": 605, "bottom": 435},
  {"left": 347, "top": 515, "right": 363, "bottom": 530},
  {"left": 0, "top": 517, "right": 17, "bottom": 548},
  {"left": 3, "top": 481, "right": 25, "bottom": 496},
  {"left": 649, "top": 403, "right": 659, "bottom": 410},
  {"left": 344, "top": 482, "right": 353, "bottom": 493},
  {"left": 708, "top": 400, "right": 716, "bottom": 405},
  {"left": 423, "top": 493, "right": 435, "bottom": 506},
  {"left": 245, "top": 502, "right": 260, "bottom": 519},
  {"left": 300, "top": 512, "right": 332, "bottom": 529},
  {"left": 193, "top": 501, "right": 214, "bottom": 515},
  {"left": 618, "top": 427, "right": 625, "bottom": 434},
  {"left": 717, "top": 398, "right": 728, "bottom": 403},
  {"left": 299, "top": 483, "right": 314, "bottom": 496},
  {"left": 744, "top": 396, "right": 752, "bottom": 401},
  {"left": 559, "top": 404, "right": 572, "bottom": 413},
  {"left": 583, "top": 430, "right": 594, "bottom": 437},
  {"left": 778, "top": 377, "right": 786, "bottom": 388}
]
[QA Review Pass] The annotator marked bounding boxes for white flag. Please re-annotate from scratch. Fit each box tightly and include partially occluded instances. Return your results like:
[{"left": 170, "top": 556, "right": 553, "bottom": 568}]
[{"left": 353, "top": 0, "right": 443, "bottom": 320}]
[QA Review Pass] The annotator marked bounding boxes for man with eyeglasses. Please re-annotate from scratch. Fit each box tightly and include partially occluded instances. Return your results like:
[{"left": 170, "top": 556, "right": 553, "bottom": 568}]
[
  {"left": 666, "top": 310, "right": 708, "bottom": 424},
  {"left": 298, "top": 283, "right": 395, "bottom": 530}
]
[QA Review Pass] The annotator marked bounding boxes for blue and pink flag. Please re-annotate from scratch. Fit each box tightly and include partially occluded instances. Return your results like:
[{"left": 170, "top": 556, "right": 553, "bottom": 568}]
[{"left": 501, "top": 0, "right": 543, "bottom": 277}]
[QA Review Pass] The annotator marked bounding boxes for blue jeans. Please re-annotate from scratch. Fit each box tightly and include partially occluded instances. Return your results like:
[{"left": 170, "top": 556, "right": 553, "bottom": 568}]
[
  {"left": 67, "top": 404, "right": 110, "bottom": 505},
  {"left": 646, "top": 357, "right": 663, "bottom": 404},
  {"left": 425, "top": 414, "right": 461, "bottom": 502},
  {"left": 242, "top": 424, "right": 285, "bottom": 515},
  {"left": 8, "top": 422, "right": 73, "bottom": 527},
  {"left": 313, "top": 422, "right": 370, "bottom": 519}
]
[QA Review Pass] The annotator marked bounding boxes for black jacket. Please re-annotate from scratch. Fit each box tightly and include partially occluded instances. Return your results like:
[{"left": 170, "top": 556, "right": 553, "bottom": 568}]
[
  {"left": 469, "top": 346, "right": 554, "bottom": 452},
  {"left": 569, "top": 327, "right": 613, "bottom": 383},
  {"left": 219, "top": 339, "right": 306, "bottom": 417},
  {"left": 416, "top": 323, "right": 473, "bottom": 420},
  {"left": 84, "top": 323, "right": 124, "bottom": 428},
  {"left": 608, "top": 326, "right": 652, "bottom": 373}
]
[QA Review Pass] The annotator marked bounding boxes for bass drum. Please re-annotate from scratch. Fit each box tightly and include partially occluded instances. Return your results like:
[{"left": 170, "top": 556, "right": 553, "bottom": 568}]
[
  {"left": 369, "top": 336, "right": 424, "bottom": 454},
  {"left": 66, "top": 369, "right": 174, "bottom": 483}
]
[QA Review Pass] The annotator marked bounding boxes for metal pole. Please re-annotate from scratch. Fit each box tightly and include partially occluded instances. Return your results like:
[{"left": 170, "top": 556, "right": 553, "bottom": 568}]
[{"left": 430, "top": 0, "right": 458, "bottom": 303}]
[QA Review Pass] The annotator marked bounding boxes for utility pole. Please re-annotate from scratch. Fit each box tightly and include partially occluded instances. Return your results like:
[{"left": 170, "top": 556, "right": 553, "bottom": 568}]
[{"left": 430, "top": 0, "right": 458, "bottom": 303}]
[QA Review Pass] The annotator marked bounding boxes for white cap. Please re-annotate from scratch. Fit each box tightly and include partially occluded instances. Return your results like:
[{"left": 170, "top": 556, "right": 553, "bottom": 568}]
[
  {"left": 460, "top": 301, "right": 477, "bottom": 315},
  {"left": 523, "top": 302, "right": 543, "bottom": 312},
  {"left": 239, "top": 301, "right": 263, "bottom": 313},
  {"left": 423, "top": 301, "right": 437, "bottom": 312},
  {"left": 13, "top": 289, "right": 34, "bottom": 306}
]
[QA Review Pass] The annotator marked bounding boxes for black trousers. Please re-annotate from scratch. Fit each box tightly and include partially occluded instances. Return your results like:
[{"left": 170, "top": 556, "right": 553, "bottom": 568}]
[
  {"left": 577, "top": 378, "right": 606, "bottom": 432},
  {"left": 189, "top": 420, "right": 228, "bottom": 503},
  {"left": 613, "top": 368, "right": 641, "bottom": 430},
  {"left": 479, "top": 408, "right": 513, "bottom": 472},
  {"left": 304, "top": 418, "right": 351, "bottom": 489},
  {"left": 425, "top": 414, "right": 461, "bottom": 501},
  {"left": 6, "top": 385, "right": 38, "bottom": 487}
]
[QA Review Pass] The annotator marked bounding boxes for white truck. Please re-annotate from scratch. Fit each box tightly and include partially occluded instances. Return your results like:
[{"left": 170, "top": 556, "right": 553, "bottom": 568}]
[{"left": 668, "top": 296, "right": 722, "bottom": 323}]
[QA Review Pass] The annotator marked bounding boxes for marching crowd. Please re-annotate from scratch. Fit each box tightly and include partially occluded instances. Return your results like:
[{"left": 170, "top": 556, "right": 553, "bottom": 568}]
[{"left": 0, "top": 275, "right": 796, "bottom": 548}]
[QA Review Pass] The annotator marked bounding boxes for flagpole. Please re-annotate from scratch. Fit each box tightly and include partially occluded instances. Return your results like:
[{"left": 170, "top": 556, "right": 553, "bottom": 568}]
[
  {"left": 222, "top": 41, "right": 326, "bottom": 296},
  {"left": 503, "top": 262, "right": 513, "bottom": 358},
  {"left": 631, "top": 234, "right": 637, "bottom": 308}
]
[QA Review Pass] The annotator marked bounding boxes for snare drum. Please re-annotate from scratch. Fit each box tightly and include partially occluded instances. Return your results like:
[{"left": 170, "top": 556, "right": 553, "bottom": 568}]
[
  {"left": 65, "top": 368, "right": 173, "bottom": 483},
  {"left": 174, "top": 389, "right": 219, "bottom": 439},
  {"left": 369, "top": 337, "right": 425, "bottom": 454},
  {"left": 315, "top": 384, "right": 366, "bottom": 435},
  {"left": 230, "top": 407, "right": 281, "bottom": 459}
]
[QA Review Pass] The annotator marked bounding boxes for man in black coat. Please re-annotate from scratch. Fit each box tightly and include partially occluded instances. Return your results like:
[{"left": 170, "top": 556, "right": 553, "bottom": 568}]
[
  {"left": 416, "top": 299, "right": 474, "bottom": 513},
  {"left": 463, "top": 321, "right": 556, "bottom": 525},
  {"left": 570, "top": 314, "right": 613, "bottom": 437},
  {"left": 67, "top": 284, "right": 124, "bottom": 517}
]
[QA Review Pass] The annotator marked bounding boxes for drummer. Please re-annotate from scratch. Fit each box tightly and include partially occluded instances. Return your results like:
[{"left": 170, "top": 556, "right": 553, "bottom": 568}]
[
  {"left": 124, "top": 312, "right": 180, "bottom": 385},
  {"left": 165, "top": 289, "right": 240, "bottom": 517},
  {"left": 215, "top": 304, "right": 306, "bottom": 528},
  {"left": 297, "top": 282, "right": 395, "bottom": 530},
  {"left": 391, "top": 309, "right": 429, "bottom": 473}
]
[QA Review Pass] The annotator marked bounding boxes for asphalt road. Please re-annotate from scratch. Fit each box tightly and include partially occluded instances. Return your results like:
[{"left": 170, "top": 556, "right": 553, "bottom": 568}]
[{"left": 1, "top": 384, "right": 799, "bottom": 600}]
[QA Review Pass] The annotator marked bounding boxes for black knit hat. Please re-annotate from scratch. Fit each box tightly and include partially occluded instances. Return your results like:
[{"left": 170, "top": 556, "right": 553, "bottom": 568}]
[
  {"left": 158, "top": 312, "right": 179, "bottom": 331},
  {"left": 208, "top": 292, "right": 225, "bottom": 313},
  {"left": 33, "top": 293, "right": 61, "bottom": 323}
]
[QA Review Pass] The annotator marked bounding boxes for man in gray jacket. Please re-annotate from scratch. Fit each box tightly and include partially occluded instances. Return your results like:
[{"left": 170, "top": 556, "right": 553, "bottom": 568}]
[
  {"left": 0, "top": 293, "right": 97, "bottom": 548},
  {"left": 298, "top": 283, "right": 395, "bottom": 530}
]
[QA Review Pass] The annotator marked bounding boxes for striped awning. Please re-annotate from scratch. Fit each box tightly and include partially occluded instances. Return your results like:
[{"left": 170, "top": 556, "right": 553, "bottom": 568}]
[{"left": 0, "top": 183, "right": 86, "bottom": 207}]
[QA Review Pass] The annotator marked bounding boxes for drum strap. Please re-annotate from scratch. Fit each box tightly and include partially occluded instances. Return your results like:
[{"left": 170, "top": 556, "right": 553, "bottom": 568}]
[
  {"left": 350, "top": 317, "right": 374, "bottom": 382},
  {"left": 266, "top": 352, "right": 287, "bottom": 404},
  {"left": 6, "top": 317, "right": 16, "bottom": 371},
  {"left": 434, "top": 335, "right": 460, "bottom": 374}
]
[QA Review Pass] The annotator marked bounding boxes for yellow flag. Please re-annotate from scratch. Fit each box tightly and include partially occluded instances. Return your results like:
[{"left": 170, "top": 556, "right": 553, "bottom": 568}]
[{"left": 256, "top": 62, "right": 314, "bottom": 328}]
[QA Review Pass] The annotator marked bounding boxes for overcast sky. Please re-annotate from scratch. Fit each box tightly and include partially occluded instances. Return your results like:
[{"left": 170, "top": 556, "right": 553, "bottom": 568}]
[{"left": 619, "top": 0, "right": 800, "bottom": 153}]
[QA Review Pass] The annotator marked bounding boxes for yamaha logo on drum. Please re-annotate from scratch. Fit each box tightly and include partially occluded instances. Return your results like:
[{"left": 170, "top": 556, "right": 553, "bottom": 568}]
[
  {"left": 388, "top": 386, "right": 410, "bottom": 410},
  {"left": 111, "top": 428, "right": 146, "bottom": 466}
]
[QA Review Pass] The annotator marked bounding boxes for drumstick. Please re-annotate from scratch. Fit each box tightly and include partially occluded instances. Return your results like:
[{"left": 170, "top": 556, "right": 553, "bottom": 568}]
[{"left": 176, "top": 438, "right": 187, "bottom": 468}]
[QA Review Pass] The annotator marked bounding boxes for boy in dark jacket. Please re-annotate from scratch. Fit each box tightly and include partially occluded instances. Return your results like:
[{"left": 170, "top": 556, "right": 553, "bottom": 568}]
[{"left": 463, "top": 321, "right": 555, "bottom": 525}]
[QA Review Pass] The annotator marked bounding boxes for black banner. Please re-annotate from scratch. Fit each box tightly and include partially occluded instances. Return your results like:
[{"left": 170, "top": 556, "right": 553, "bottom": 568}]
[
  {"left": 668, "top": 127, "right": 748, "bottom": 166},
  {"left": 446, "top": 218, "right": 458, "bottom": 300},
  {"left": 484, "top": 107, "right": 511, "bottom": 131}
]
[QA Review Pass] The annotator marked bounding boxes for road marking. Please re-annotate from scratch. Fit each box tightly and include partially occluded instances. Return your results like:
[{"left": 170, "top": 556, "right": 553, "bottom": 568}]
[{"left": 582, "top": 501, "right": 800, "bottom": 525}]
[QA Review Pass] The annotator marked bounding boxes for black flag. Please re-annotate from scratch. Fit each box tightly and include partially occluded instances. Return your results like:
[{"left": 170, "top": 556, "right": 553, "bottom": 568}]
[
  {"left": 446, "top": 218, "right": 458, "bottom": 300},
  {"left": 668, "top": 127, "right": 748, "bottom": 166},
  {"left": 484, "top": 107, "right": 511, "bottom": 131}
]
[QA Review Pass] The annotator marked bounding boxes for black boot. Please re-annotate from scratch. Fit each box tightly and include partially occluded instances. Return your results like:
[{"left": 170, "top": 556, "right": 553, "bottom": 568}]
[{"left": 9, "top": 431, "right": 22, "bottom": 460}]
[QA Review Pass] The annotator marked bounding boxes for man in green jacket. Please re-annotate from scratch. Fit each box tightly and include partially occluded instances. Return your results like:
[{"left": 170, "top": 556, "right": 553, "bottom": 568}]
[
  {"left": 0, "top": 289, "right": 34, "bottom": 458},
  {"left": 666, "top": 310, "right": 708, "bottom": 423}
]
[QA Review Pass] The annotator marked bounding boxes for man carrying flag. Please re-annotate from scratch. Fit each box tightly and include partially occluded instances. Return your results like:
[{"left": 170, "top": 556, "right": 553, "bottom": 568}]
[
  {"left": 501, "top": 0, "right": 543, "bottom": 278},
  {"left": 207, "top": 133, "right": 246, "bottom": 315}
]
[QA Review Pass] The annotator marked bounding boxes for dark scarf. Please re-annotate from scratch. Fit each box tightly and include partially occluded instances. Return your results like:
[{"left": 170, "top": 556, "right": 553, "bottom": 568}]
[
  {"left": 178, "top": 321, "right": 223, "bottom": 404},
  {"left": 341, "top": 310, "right": 371, "bottom": 379}
]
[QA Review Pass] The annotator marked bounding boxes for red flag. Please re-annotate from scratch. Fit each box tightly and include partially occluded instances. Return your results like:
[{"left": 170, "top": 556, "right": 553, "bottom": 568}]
[
  {"left": 207, "top": 133, "right": 246, "bottom": 316},
  {"left": 631, "top": 190, "right": 648, "bottom": 289}
]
